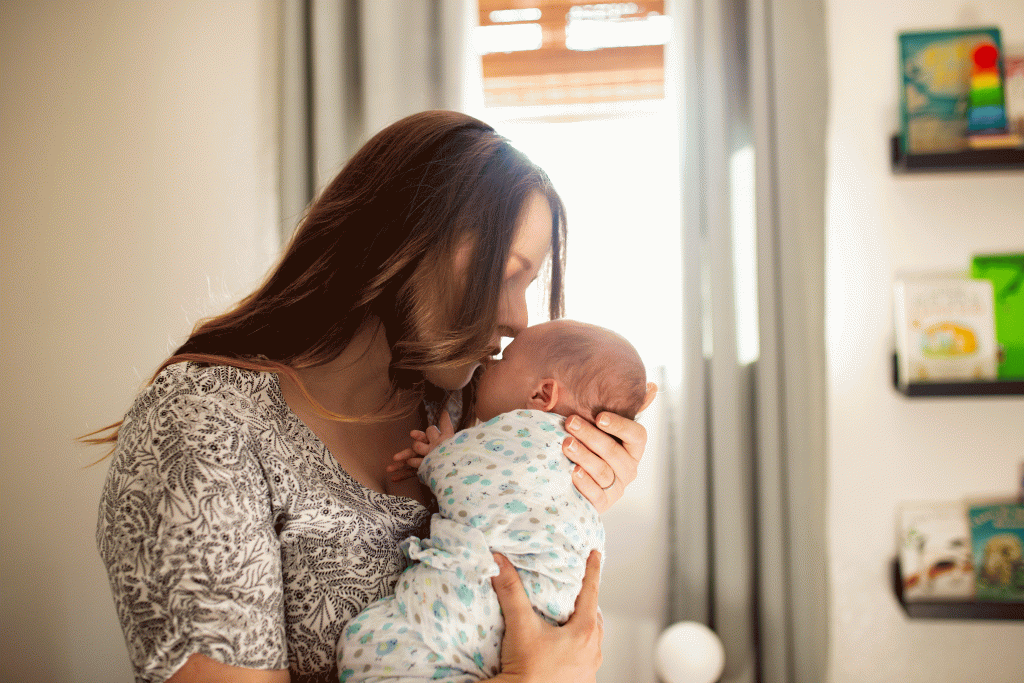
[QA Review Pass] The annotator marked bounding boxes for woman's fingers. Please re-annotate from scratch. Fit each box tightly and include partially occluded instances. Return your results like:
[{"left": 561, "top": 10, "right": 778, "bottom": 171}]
[
  {"left": 572, "top": 550, "right": 602, "bottom": 621},
  {"left": 490, "top": 553, "right": 535, "bottom": 637},
  {"left": 563, "top": 411, "right": 649, "bottom": 512},
  {"left": 566, "top": 550, "right": 604, "bottom": 668},
  {"left": 491, "top": 551, "right": 604, "bottom": 681}
]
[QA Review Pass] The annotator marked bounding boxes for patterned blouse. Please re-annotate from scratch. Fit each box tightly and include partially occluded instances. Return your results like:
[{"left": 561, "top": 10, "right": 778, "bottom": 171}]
[{"left": 96, "top": 362, "right": 432, "bottom": 683}]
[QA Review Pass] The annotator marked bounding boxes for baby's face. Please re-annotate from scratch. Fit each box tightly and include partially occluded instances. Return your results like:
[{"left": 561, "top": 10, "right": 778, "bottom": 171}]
[{"left": 474, "top": 323, "right": 553, "bottom": 422}]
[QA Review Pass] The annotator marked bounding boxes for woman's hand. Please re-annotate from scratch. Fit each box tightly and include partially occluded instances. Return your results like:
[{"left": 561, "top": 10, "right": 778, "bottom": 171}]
[
  {"left": 563, "top": 382, "right": 657, "bottom": 513},
  {"left": 489, "top": 550, "right": 604, "bottom": 683},
  {"left": 387, "top": 411, "right": 455, "bottom": 482}
]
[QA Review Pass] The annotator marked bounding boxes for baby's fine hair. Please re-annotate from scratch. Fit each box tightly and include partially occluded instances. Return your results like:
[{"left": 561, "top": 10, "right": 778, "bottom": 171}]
[{"left": 534, "top": 321, "right": 648, "bottom": 422}]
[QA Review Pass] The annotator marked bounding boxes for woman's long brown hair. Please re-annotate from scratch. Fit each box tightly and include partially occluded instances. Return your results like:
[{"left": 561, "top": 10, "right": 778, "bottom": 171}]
[{"left": 81, "top": 110, "right": 566, "bottom": 451}]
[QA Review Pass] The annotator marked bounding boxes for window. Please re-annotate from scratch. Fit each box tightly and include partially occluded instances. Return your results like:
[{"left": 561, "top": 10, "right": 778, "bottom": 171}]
[
  {"left": 476, "top": 2, "right": 680, "bottom": 374},
  {"left": 476, "top": 1, "right": 668, "bottom": 108}
]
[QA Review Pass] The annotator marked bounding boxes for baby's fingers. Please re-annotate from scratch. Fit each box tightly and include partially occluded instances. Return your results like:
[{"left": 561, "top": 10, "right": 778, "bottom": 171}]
[
  {"left": 389, "top": 467, "right": 419, "bottom": 482},
  {"left": 387, "top": 448, "right": 423, "bottom": 481},
  {"left": 391, "top": 447, "right": 416, "bottom": 464},
  {"left": 438, "top": 411, "right": 455, "bottom": 441}
]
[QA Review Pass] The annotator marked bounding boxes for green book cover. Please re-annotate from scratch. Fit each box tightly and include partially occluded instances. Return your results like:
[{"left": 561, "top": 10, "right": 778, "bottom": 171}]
[
  {"left": 969, "top": 503, "right": 1024, "bottom": 601},
  {"left": 972, "top": 253, "right": 1024, "bottom": 379}
]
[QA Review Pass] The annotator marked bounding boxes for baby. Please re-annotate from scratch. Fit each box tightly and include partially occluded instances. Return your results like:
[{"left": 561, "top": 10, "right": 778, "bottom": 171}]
[{"left": 336, "top": 319, "right": 648, "bottom": 682}]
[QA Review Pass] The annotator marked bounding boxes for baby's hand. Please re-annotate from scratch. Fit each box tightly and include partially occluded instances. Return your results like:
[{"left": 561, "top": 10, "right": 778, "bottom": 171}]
[{"left": 387, "top": 411, "right": 455, "bottom": 482}]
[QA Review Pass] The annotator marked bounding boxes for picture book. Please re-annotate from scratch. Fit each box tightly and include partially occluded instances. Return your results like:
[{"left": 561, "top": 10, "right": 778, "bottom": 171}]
[
  {"left": 898, "top": 501, "right": 974, "bottom": 601},
  {"left": 899, "top": 27, "right": 1003, "bottom": 153},
  {"left": 1007, "top": 55, "right": 1024, "bottom": 135},
  {"left": 971, "top": 253, "right": 1024, "bottom": 379},
  {"left": 893, "top": 274, "right": 998, "bottom": 385},
  {"left": 969, "top": 502, "right": 1024, "bottom": 602}
]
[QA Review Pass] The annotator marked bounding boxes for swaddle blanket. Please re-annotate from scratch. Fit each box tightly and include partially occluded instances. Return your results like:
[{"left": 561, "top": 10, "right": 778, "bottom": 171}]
[{"left": 337, "top": 409, "right": 604, "bottom": 682}]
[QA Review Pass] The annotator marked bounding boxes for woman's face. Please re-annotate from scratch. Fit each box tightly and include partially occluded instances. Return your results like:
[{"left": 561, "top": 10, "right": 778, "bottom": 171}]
[{"left": 423, "top": 190, "right": 554, "bottom": 391}]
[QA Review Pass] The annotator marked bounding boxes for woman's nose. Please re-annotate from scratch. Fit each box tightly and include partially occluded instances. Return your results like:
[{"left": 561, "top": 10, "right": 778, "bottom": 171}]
[{"left": 500, "top": 293, "right": 529, "bottom": 336}]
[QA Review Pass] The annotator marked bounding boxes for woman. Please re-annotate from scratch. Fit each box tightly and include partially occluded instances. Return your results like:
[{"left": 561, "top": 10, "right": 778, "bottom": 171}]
[{"left": 91, "top": 110, "right": 655, "bottom": 683}]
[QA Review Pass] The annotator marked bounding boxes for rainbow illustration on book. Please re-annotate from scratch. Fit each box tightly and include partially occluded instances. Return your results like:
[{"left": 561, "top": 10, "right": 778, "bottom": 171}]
[
  {"left": 920, "top": 322, "right": 978, "bottom": 357},
  {"left": 967, "top": 42, "right": 1009, "bottom": 134}
]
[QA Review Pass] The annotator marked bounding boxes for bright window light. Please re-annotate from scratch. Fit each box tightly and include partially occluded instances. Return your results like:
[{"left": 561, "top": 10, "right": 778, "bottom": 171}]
[
  {"left": 474, "top": 23, "right": 544, "bottom": 55},
  {"left": 492, "top": 102, "right": 682, "bottom": 374},
  {"left": 568, "top": 3, "right": 640, "bottom": 20},
  {"left": 489, "top": 8, "right": 542, "bottom": 23},
  {"left": 730, "top": 145, "right": 759, "bottom": 365},
  {"left": 565, "top": 14, "right": 672, "bottom": 51}
]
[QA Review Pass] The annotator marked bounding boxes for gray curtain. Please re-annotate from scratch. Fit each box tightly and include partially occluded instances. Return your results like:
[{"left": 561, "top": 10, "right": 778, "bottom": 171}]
[
  {"left": 667, "top": 0, "right": 829, "bottom": 682},
  {"left": 278, "top": 0, "right": 475, "bottom": 237}
]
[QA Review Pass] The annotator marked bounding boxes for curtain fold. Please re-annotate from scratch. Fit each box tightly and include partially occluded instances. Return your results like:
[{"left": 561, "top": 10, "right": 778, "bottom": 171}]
[
  {"left": 277, "top": 2, "right": 829, "bottom": 680},
  {"left": 752, "top": 0, "right": 830, "bottom": 680},
  {"left": 670, "top": 0, "right": 829, "bottom": 681},
  {"left": 278, "top": 0, "right": 475, "bottom": 237}
]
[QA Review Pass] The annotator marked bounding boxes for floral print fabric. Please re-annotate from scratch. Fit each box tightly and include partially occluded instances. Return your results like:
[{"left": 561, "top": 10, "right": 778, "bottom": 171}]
[{"left": 96, "top": 362, "right": 430, "bottom": 683}]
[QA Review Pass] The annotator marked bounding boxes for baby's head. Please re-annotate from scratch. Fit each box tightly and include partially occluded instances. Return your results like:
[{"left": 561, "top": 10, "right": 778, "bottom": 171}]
[{"left": 475, "top": 319, "right": 648, "bottom": 425}]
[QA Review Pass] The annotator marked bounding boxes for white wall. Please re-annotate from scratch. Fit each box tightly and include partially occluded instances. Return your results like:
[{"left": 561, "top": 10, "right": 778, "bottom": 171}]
[
  {"left": 5, "top": 1, "right": 1022, "bottom": 681},
  {"left": 825, "top": 1, "right": 1024, "bottom": 681},
  {"left": 0, "top": 2, "right": 280, "bottom": 681}
]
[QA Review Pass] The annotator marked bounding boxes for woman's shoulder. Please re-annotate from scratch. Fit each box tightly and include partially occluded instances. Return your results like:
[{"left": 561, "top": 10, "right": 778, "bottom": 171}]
[
  {"left": 119, "top": 361, "right": 283, "bottom": 443},
  {"left": 141, "top": 361, "right": 277, "bottom": 406}
]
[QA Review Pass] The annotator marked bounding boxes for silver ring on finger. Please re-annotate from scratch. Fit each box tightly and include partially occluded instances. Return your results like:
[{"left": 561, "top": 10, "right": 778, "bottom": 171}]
[{"left": 601, "top": 471, "right": 617, "bottom": 491}]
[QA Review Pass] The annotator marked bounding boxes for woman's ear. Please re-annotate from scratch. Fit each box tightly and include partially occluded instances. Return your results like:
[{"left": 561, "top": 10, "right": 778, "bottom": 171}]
[{"left": 527, "top": 378, "right": 560, "bottom": 412}]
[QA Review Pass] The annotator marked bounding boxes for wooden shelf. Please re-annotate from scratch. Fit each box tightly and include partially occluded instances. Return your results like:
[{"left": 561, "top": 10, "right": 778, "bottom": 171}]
[
  {"left": 892, "top": 354, "right": 1024, "bottom": 397},
  {"left": 890, "top": 135, "right": 1024, "bottom": 173},
  {"left": 892, "top": 560, "right": 1024, "bottom": 620}
]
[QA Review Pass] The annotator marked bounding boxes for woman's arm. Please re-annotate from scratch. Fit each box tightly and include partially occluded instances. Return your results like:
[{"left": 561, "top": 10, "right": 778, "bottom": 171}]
[
  {"left": 97, "top": 371, "right": 291, "bottom": 681},
  {"left": 165, "top": 655, "right": 290, "bottom": 683},
  {"left": 564, "top": 382, "right": 657, "bottom": 513},
  {"left": 482, "top": 551, "right": 604, "bottom": 683}
]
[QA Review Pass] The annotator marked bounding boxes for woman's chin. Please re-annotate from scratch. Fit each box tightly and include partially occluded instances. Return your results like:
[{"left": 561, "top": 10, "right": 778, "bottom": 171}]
[{"left": 424, "top": 361, "right": 481, "bottom": 391}]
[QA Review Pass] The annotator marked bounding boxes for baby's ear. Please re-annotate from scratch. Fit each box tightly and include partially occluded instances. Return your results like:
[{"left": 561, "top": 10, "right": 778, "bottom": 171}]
[{"left": 527, "top": 378, "right": 560, "bottom": 412}]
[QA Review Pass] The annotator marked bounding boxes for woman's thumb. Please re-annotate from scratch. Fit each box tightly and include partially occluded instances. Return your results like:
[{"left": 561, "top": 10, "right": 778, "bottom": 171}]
[{"left": 490, "top": 553, "right": 532, "bottom": 630}]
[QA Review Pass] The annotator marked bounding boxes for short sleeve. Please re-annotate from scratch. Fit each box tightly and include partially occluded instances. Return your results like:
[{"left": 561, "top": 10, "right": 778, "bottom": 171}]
[{"left": 97, "top": 374, "right": 288, "bottom": 683}]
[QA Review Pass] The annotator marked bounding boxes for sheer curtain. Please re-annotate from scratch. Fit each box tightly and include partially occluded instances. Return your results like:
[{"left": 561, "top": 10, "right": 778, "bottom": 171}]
[
  {"left": 668, "top": 1, "right": 829, "bottom": 682},
  {"left": 278, "top": 0, "right": 478, "bottom": 232}
]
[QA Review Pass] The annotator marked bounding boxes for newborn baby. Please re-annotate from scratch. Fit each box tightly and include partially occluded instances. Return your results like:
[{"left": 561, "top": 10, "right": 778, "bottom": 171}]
[{"left": 337, "top": 319, "right": 648, "bottom": 682}]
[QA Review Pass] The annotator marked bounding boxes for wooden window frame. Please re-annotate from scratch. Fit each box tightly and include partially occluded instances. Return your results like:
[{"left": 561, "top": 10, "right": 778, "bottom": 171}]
[{"left": 479, "top": 1, "right": 666, "bottom": 107}]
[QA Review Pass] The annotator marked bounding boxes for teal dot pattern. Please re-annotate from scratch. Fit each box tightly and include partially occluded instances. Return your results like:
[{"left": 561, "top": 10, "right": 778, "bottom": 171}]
[{"left": 335, "top": 410, "right": 604, "bottom": 681}]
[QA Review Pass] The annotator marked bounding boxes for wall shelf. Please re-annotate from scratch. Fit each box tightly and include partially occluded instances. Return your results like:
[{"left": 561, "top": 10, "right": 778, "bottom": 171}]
[
  {"left": 890, "top": 134, "right": 1024, "bottom": 173},
  {"left": 892, "top": 355, "right": 1024, "bottom": 397},
  {"left": 892, "top": 560, "right": 1024, "bottom": 620}
]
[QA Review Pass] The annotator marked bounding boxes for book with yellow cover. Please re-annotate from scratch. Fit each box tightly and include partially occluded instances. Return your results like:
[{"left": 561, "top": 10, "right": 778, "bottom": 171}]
[{"left": 894, "top": 275, "right": 998, "bottom": 385}]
